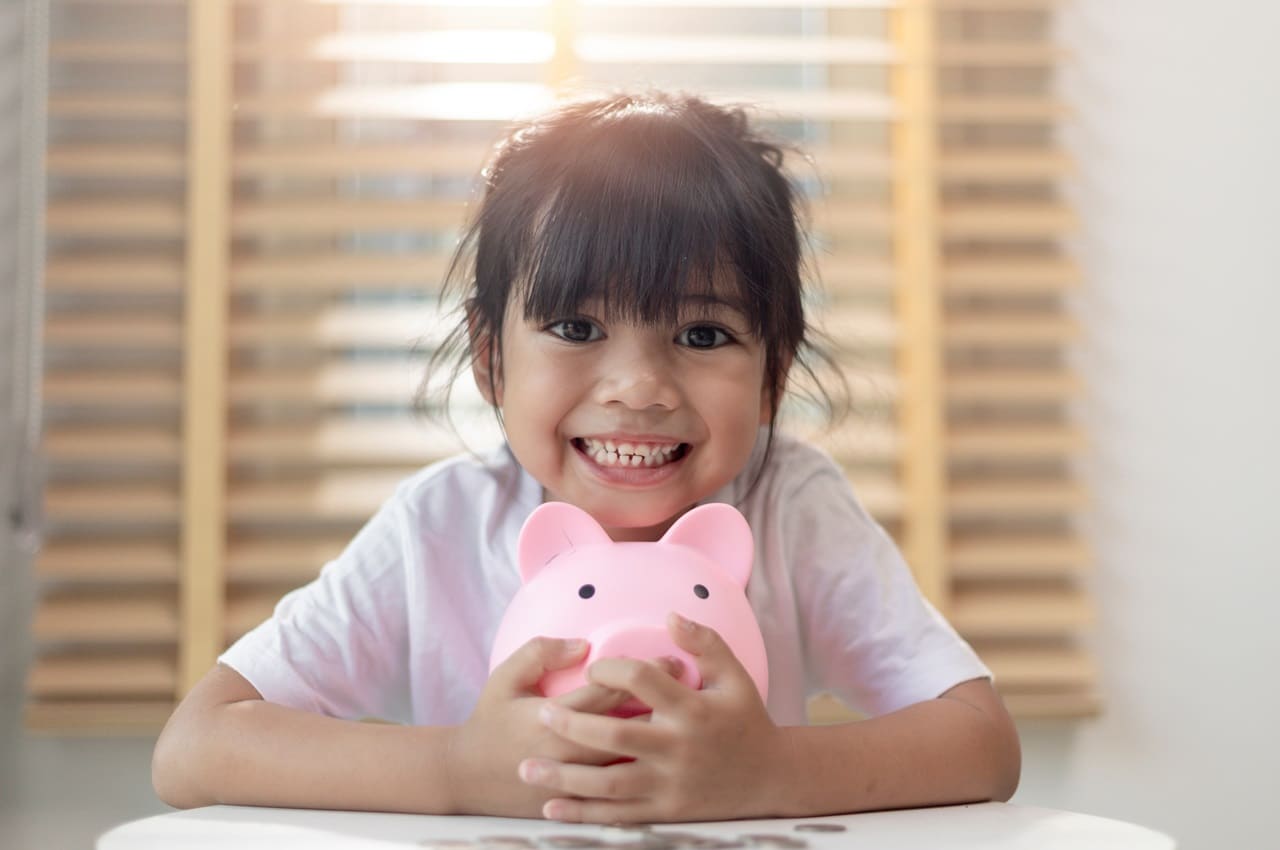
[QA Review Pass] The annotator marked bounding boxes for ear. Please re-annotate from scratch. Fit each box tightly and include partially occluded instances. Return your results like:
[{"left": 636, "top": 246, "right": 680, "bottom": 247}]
[
  {"left": 661, "top": 503, "right": 754, "bottom": 588},
  {"left": 467, "top": 306, "right": 503, "bottom": 406},
  {"left": 517, "top": 502, "right": 612, "bottom": 583}
]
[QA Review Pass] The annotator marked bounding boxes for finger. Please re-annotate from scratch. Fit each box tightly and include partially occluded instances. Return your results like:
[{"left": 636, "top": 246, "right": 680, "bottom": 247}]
[
  {"left": 540, "top": 702, "right": 668, "bottom": 759},
  {"left": 556, "top": 657, "right": 684, "bottom": 716},
  {"left": 492, "top": 636, "right": 589, "bottom": 694},
  {"left": 543, "top": 796, "right": 652, "bottom": 825},
  {"left": 585, "top": 657, "right": 697, "bottom": 716},
  {"left": 519, "top": 757, "right": 650, "bottom": 801},
  {"left": 668, "top": 612, "right": 756, "bottom": 696},
  {"left": 554, "top": 682, "right": 631, "bottom": 716}
]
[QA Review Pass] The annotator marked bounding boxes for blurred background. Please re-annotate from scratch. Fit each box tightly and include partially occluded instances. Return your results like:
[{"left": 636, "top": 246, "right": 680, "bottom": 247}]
[{"left": 2, "top": 1, "right": 1278, "bottom": 848}]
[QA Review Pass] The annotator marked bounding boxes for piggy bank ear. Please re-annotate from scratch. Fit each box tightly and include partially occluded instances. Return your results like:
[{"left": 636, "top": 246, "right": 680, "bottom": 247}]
[
  {"left": 661, "top": 503, "right": 754, "bottom": 588},
  {"left": 517, "top": 501, "right": 612, "bottom": 583}
]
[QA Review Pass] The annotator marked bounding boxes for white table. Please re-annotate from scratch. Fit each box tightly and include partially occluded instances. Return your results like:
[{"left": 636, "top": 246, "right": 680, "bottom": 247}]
[{"left": 99, "top": 802, "right": 1174, "bottom": 850}]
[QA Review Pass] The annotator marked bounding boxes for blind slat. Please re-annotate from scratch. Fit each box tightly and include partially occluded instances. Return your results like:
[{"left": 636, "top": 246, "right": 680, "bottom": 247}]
[
  {"left": 46, "top": 201, "right": 186, "bottom": 237},
  {"left": 45, "top": 313, "right": 181, "bottom": 349},
  {"left": 46, "top": 257, "right": 184, "bottom": 293},
  {"left": 948, "top": 424, "right": 1085, "bottom": 459},
  {"left": 943, "top": 258, "right": 1080, "bottom": 293},
  {"left": 227, "top": 537, "right": 349, "bottom": 581},
  {"left": 38, "top": 540, "right": 179, "bottom": 582},
  {"left": 946, "top": 315, "right": 1079, "bottom": 346},
  {"left": 47, "top": 145, "right": 186, "bottom": 176},
  {"left": 949, "top": 480, "right": 1089, "bottom": 516},
  {"left": 235, "top": 143, "right": 485, "bottom": 176},
  {"left": 947, "top": 368, "right": 1082, "bottom": 404},
  {"left": 45, "top": 369, "right": 182, "bottom": 406},
  {"left": 33, "top": 595, "right": 179, "bottom": 643},
  {"left": 45, "top": 484, "right": 181, "bottom": 523},
  {"left": 44, "top": 426, "right": 181, "bottom": 463},
  {"left": 28, "top": 655, "right": 177, "bottom": 698},
  {"left": 949, "top": 588, "right": 1092, "bottom": 639},
  {"left": 230, "top": 362, "right": 420, "bottom": 406},
  {"left": 951, "top": 536, "right": 1091, "bottom": 580}
]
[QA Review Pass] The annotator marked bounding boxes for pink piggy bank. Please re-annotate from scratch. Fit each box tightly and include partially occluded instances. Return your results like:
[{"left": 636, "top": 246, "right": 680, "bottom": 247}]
[{"left": 488, "top": 501, "right": 769, "bottom": 716}]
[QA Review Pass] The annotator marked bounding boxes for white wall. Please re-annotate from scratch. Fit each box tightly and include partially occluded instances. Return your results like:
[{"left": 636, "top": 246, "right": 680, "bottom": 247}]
[{"left": 1011, "top": 3, "right": 1280, "bottom": 847}]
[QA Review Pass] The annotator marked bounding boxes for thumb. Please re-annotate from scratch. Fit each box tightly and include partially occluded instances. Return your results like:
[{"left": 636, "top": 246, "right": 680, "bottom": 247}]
[
  {"left": 492, "top": 636, "right": 589, "bottom": 695},
  {"left": 667, "top": 612, "right": 752, "bottom": 695}
]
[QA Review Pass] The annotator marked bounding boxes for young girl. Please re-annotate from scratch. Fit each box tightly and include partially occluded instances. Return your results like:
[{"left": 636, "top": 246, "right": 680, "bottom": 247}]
[{"left": 152, "top": 91, "right": 1020, "bottom": 823}]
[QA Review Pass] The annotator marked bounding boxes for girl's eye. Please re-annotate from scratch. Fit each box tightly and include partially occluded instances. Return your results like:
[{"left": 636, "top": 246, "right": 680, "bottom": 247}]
[
  {"left": 678, "top": 325, "right": 731, "bottom": 349},
  {"left": 548, "top": 319, "right": 602, "bottom": 343}
]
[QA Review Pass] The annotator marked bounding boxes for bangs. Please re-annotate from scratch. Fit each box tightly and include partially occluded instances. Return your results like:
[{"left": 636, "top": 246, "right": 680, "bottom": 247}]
[
  {"left": 516, "top": 134, "right": 759, "bottom": 330},
  {"left": 462, "top": 92, "right": 807, "bottom": 405}
]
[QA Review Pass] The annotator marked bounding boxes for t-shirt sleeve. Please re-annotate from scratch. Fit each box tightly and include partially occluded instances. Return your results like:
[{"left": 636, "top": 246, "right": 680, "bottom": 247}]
[
  {"left": 217, "top": 488, "right": 413, "bottom": 723},
  {"left": 787, "top": 461, "right": 991, "bottom": 717}
]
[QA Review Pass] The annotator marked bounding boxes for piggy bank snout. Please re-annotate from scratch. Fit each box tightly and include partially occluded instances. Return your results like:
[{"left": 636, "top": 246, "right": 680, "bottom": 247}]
[
  {"left": 538, "top": 619, "right": 702, "bottom": 712},
  {"left": 589, "top": 621, "right": 701, "bottom": 692}
]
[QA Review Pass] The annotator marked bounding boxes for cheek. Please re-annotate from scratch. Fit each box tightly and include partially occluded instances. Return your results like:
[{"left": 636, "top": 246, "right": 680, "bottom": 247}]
[
  {"left": 507, "top": 356, "right": 577, "bottom": 408},
  {"left": 711, "top": 356, "right": 769, "bottom": 418}
]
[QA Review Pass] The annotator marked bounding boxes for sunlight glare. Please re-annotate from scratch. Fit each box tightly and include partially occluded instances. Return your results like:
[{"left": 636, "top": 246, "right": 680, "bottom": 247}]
[
  {"left": 317, "top": 83, "right": 555, "bottom": 121},
  {"left": 308, "top": 31, "right": 555, "bottom": 64}
]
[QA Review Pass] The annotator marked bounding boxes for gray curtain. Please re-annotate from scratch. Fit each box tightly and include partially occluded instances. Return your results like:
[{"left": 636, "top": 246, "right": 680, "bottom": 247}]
[{"left": 1, "top": 0, "right": 46, "bottom": 731}]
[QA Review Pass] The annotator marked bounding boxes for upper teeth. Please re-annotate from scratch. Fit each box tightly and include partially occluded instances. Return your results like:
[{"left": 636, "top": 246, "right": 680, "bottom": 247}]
[{"left": 580, "top": 437, "right": 683, "bottom": 467}]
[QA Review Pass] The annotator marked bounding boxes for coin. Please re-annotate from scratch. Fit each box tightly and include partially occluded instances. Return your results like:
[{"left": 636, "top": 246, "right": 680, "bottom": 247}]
[
  {"left": 609, "top": 840, "right": 676, "bottom": 850},
  {"left": 538, "top": 837, "right": 610, "bottom": 849},
  {"left": 631, "top": 836, "right": 679, "bottom": 850},
  {"left": 740, "top": 835, "right": 808, "bottom": 848},
  {"left": 651, "top": 835, "right": 745, "bottom": 849},
  {"left": 793, "top": 823, "right": 846, "bottom": 833}
]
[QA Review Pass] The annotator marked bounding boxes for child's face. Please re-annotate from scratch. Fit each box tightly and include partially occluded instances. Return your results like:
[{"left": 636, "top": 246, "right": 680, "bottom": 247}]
[{"left": 475, "top": 288, "right": 772, "bottom": 542}]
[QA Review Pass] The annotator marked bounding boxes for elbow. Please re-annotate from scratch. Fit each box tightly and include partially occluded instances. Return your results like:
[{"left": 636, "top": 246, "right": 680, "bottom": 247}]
[
  {"left": 152, "top": 712, "right": 214, "bottom": 809},
  {"left": 992, "top": 745, "right": 1021, "bottom": 802},
  {"left": 988, "top": 715, "right": 1022, "bottom": 802},
  {"left": 151, "top": 728, "right": 192, "bottom": 808},
  {"left": 943, "top": 679, "right": 1022, "bottom": 804}
]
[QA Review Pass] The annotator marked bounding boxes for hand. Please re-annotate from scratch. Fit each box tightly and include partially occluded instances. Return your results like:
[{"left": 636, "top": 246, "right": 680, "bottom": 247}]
[
  {"left": 448, "top": 636, "right": 679, "bottom": 818},
  {"left": 519, "top": 613, "right": 786, "bottom": 824}
]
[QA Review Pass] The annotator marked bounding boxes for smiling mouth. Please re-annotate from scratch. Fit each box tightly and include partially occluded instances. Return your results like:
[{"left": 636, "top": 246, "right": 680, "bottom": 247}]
[{"left": 572, "top": 437, "right": 691, "bottom": 468}]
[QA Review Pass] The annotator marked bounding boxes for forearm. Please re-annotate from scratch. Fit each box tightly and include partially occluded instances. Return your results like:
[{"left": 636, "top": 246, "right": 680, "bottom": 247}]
[
  {"left": 768, "top": 684, "right": 1021, "bottom": 817},
  {"left": 153, "top": 698, "right": 458, "bottom": 814}
]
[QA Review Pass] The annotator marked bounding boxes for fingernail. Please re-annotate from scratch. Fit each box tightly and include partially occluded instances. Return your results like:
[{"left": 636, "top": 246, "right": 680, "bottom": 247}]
[
  {"left": 539, "top": 703, "right": 556, "bottom": 725},
  {"left": 520, "top": 760, "right": 545, "bottom": 782},
  {"left": 672, "top": 612, "right": 696, "bottom": 632},
  {"left": 564, "top": 639, "right": 587, "bottom": 654}
]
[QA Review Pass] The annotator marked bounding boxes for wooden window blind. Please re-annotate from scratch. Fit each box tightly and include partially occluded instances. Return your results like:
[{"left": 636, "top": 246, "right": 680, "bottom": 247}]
[
  {"left": 931, "top": 0, "right": 1095, "bottom": 719},
  {"left": 27, "top": 0, "right": 1095, "bottom": 733}
]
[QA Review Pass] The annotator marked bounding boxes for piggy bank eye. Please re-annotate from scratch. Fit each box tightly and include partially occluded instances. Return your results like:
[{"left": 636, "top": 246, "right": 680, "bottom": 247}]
[
  {"left": 578, "top": 584, "right": 596, "bottom": 599},
  {"left": 693, "top": 584, "right": 709, "bottom": 599}
]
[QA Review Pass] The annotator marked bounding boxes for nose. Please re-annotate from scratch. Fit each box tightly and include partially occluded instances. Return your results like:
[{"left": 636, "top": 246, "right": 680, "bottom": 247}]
[{"left": 594, "top": 335, "right": 681, "bottom": 411}]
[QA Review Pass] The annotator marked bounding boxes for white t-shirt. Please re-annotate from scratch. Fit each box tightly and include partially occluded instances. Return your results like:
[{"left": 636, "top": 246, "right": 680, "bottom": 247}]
[{"left": 219, "top": 430, "right": 990, "bottom": 726}]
